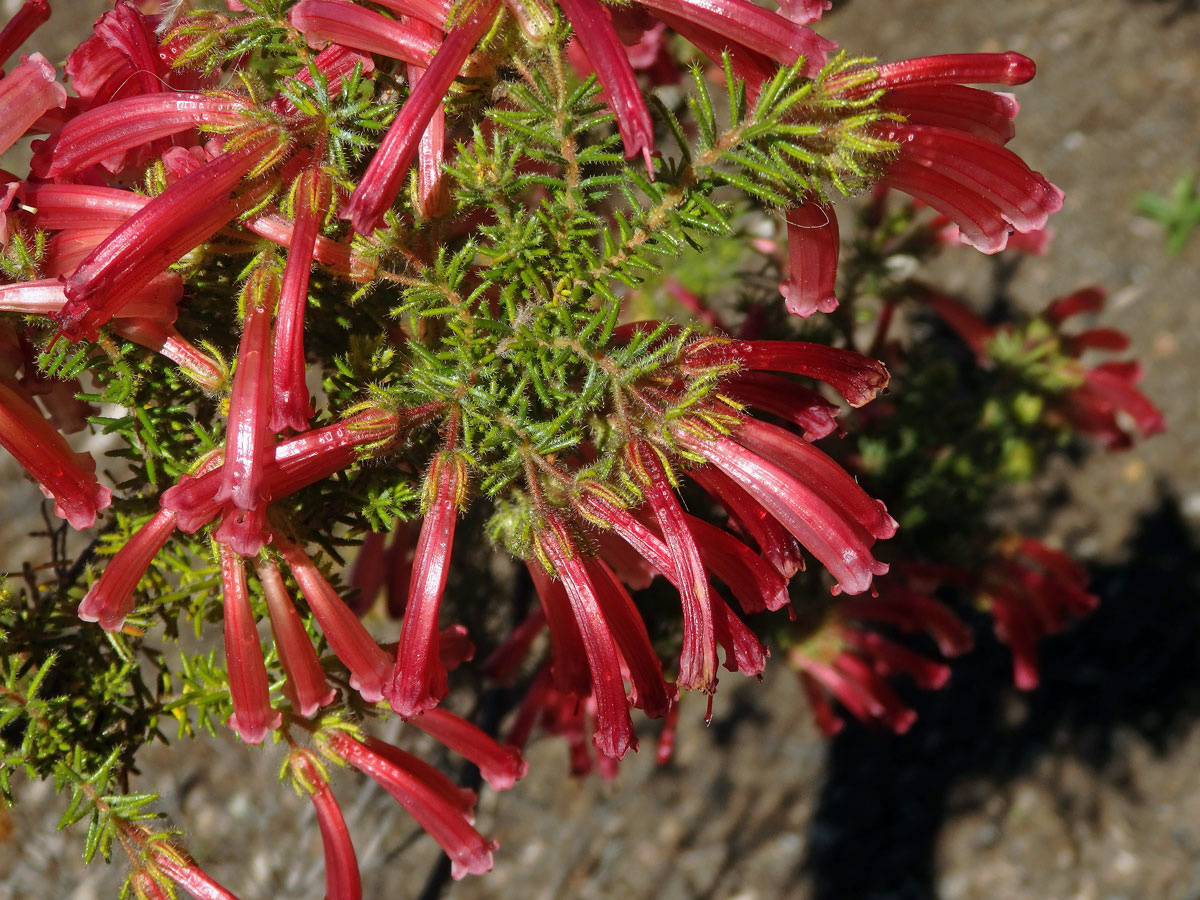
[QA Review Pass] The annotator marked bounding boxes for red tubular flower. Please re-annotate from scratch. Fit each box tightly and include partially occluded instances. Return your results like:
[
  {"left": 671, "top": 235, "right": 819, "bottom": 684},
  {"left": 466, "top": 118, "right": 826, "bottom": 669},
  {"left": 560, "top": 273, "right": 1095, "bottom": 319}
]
[
  {"left": 31, "top": 92, "right": 250, "bottom": 178},
  {"left": 388, "top": 453, "right": 466, "bottom": 717},
  {"left": 526, "top": 559, "right": 593, "bottom": 697},
  {"left": 878, "top": 122, "right": 1064, "bottom": 251},
  {"left": 111, "top": 317, "right": 226, "bottom": 391},
  {"left": 0, "top": 272, "right": 180, "bottom": 323},
  {"left": 254, "top": 557, "right": 337, "bottom": 717},
  {"left": 634, "top": 0, "right": 834, "bottom": 75},
  {"left": 277, "top": 535, "right": 392, "bottom": 702},
  {"left": 881, "top": 84, "right": 1019, "bottom": 146},
  {"left": 688, "top": 465, "right": 806, "bottom": 578},
  {"left": 735, "top": 418, "right": 897, "bottom": 543},
  {"left": 345, "top": 0, "right": 499, "bottom": 235},
  {"left": 0, "top": 53, "right": 66, "bottom": 156},
  {"left": 1057, "top": 362, "right": 1165, "bottom": 449},
  {"left": 271, "top": 168, "right": 332, "bottom": 433},
  {"left": 162, "top": 406, "right": 413, "bottom": 534},
  {"left": 979, "top": 538, "right": 1099, "bottom": 690},
  {"left": 323, "top": 730, "right": 497, "bottom": 879},
  {"left": 288, "top": 0, "right": 438, "bottom": 65},
  {"left": 243, "top": 211, "right": 369, "bottom": 281},
  {"left": 408, "top": 18, "right": 452, "bottom": 219},
  {"left": 216, "top": 274, "right": 277, "bottom": 512},
  {"left": 145, "top": 841, "right": 241, "bottom": 900},
  {"left": 78, "top": 509, "right": 178, "bottom": 632},
  {"left": 681, "top": 513, "right": 789, "bottom": 614},
  {"left": 710, "top": 592, "right": 767, "bottom": 677},
  {"left": 371, "top": 0, "right": 451, "bottom": 28},
  {"left": 535, "top": 515, "right": 638, "bottom": 759},
  {"left": 0, "top": 0, "right": 50, "bottom": 69},
  {"left": 849, "top": 52, "right": 1037, "bottom": 93},
  {"left": 831, "top": 53, "right": 1064, "bottom": 254},
  {"left": 289, "top": 751, "right": 361, "bottom": 900},
  {"left": 407, "top": 708, "right": 529, "bottom": 790},
  {"left": 57, "top": 130, "right": 281, "bottom": 341},
  {"left": 717, "top": 371, "right": 841, "bottom": 440},
  {"left": 560, "top": 0, "right": 655, "bottom": 173},
  {"left": 684, "top": 337, "right": 890, "bottom": 408},
  {"left": 583, "top": 557, "right": 675, "bottom": 717},
  {"left": 219, "top": 543, "right": 282, "bottom": 744},
  {"left": 0, "top": 375, "right": 111, "bottom": 530},
  {"left": 677, "top": 424, "right": 889, "bottom": 595},
  {"left": 626, "top": 440, "right": 716, "bottom": 692},
  {"left": 780, "top": 195, "right": 839, "bottom": 318}
]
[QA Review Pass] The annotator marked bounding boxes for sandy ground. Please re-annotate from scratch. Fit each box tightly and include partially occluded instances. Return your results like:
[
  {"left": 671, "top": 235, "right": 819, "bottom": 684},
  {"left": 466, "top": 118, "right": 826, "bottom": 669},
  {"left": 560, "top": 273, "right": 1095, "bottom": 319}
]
[{"left": 3, "top": 0, "right": 1200, "bottom": 898}]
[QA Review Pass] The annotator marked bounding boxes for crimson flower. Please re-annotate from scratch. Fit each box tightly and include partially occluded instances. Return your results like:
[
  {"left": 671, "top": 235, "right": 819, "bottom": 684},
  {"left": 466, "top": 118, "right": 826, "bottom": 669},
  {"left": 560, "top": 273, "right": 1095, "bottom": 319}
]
[
  {"left": 288, "top": 750, "right": 361, "bottom": 900},
  {"left": 344, "top": 0, "right": 500, "bottom": 235},
  {"left": 789, "top": 571, "right": 972, "bottom": 734},
  {"left": 220, "top": 543, "right": 283, "bottom": 744},
  {"left": 0, "top": 374, "right": 111, "bottom": 530},
  {"left": 978, "top": 537, "right": 1098, "bottom": 690},
  {"left": 0, "top": 52, "right": 66, "bottom": 156},
  {"left": 320, "top": 728, "right": 500, "bottom": 879},
  {"left": 387, "top": 452, "right": 467, "bottom": 717}
]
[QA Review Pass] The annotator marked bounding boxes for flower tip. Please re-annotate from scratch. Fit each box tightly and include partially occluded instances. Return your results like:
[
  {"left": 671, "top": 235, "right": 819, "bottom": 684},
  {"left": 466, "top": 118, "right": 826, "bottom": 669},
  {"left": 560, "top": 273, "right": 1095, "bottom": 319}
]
[
  {"left": 449, "top": 840, "right": 498, "bottom": 880},
  {"left": 226, "top": 708, "right": 282, "bottom": 745},
  {"left": 1002, "top": 51, "right": 1036, "bottom": 85},
  {"left": 77, "top": 589, "right": 126, "bottom": 633}
]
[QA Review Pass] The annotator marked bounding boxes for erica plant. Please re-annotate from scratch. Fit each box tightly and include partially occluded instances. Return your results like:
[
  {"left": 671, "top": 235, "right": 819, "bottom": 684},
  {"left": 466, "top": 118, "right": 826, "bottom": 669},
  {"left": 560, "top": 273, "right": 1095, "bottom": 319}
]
[{"left": 0, "top": 0, "right": 1161, "bottom": 896}]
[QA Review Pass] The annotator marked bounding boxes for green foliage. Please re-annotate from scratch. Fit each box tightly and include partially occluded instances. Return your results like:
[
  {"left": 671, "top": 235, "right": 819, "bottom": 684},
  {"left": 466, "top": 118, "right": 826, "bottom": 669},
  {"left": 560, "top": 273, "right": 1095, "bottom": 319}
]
[{"left": 1135, "top": 170, "right": 1200, "bottom": 255}]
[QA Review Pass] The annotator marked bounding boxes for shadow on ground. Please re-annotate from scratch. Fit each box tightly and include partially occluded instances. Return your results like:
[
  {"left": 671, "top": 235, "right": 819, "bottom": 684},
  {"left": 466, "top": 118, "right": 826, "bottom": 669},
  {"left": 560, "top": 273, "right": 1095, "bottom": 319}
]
[{"left": 804, "top": 491, "right": 1200, "bottom": 900}]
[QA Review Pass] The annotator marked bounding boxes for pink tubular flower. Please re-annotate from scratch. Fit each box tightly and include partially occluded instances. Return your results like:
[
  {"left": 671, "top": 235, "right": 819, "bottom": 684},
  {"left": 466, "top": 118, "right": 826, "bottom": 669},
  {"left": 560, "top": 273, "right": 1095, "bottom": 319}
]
[
  {"left": 57, "top": 129, "right": 281, "bottom": 341},
  {"left": 78, "top": 509, "right": 178, "bottom": 632},
  {"left": 626, "top": 440, "right": 716, "bottom": 692},
  {"left": 0, "top": 0, "right": 50, "bottom": 69},
  {"left": 255, "top": 557, "right": 337, "bottom": 717},
  {"left": 0, "top": 53, "right": 66, "bottom": 156},
  {"left": 560, "top": 0, "right": 655, "bottom": 173},
  {"left": 216, "top": 273, "right": 277, "bottom": 512},
  {"left": 534, "top": 514, "right": 638, "bottom": 759},
  {"left": 322, "top": 729, "right": 497, "bottom": 879},
  {"left": 31, "top": 92, "right": 251, "bottom": 178},
  {"left": 407, "top": 707, "right": 529, "bottom": 790},
  {"left": 388, "top": 453, "right": 466, "bottom": 717},
  {"left": 288, "top": 0, "right": 438, "bottom": 65},
  {"left": 684, "top": 337, "right": 890, "bottom": 408},
  {"left": 277, "top": 535, "right": 392, "bottom": 702},
  {"left": 0, "top": 375, "right": 111, "bottom": 530},
  {"left": 288, "top": 751, "right": 361, "bottom": 900},
  {"left": 219, "top": 543, "right": 282, "bottom": 744},
  {"left": 345, "top": 0, "right": 499, "bottom": 235},
  {"left": 271, "top": 167, "right": 333, "bottom": 433},
  {"left": 780, "top": 195, "right": 839, "bottom": 318}
]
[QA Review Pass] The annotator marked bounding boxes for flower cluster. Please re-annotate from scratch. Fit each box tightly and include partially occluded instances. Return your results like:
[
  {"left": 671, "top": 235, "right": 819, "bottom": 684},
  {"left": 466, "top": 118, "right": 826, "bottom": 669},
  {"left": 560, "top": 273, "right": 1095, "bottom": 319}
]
[{"left": 0, "top": 0, "right": 1160, "bottom": 892}]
